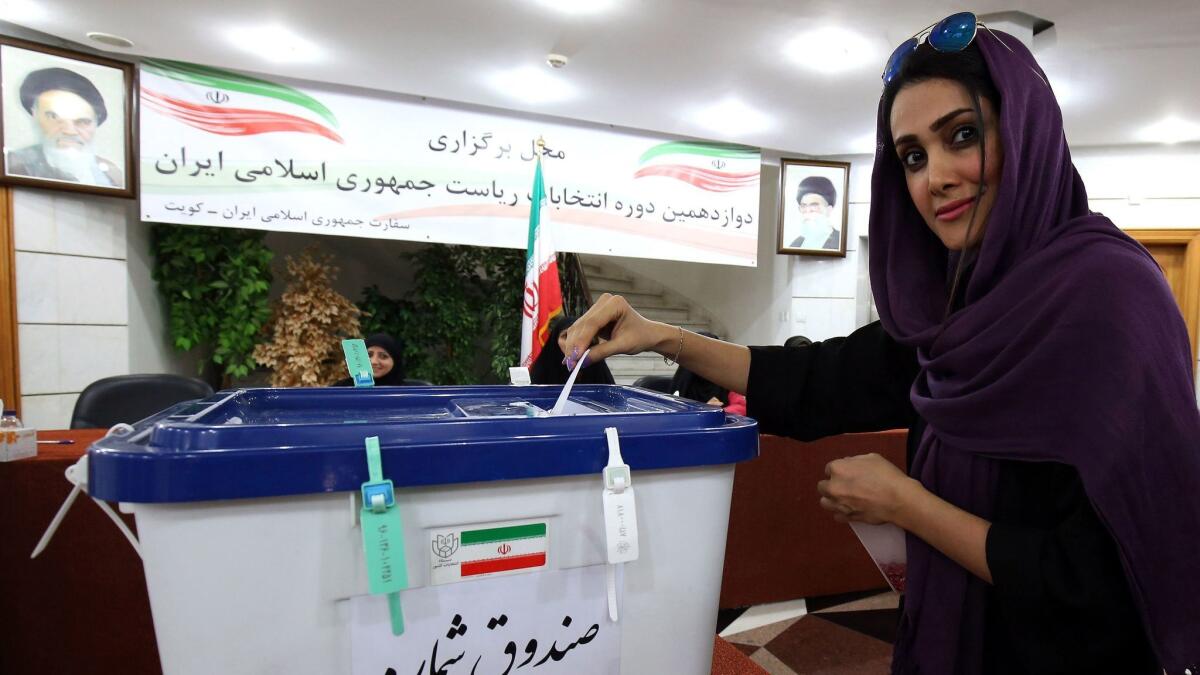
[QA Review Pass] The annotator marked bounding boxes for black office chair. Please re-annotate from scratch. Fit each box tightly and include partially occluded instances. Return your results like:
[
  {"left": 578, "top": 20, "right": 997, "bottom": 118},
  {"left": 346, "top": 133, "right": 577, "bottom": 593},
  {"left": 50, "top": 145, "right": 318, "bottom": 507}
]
[
  {"left": 632, "top": 375, "right": 675, "bottom": 394},
  {"left": 70, "top": 374, "right": 214, "bottom": 429}
]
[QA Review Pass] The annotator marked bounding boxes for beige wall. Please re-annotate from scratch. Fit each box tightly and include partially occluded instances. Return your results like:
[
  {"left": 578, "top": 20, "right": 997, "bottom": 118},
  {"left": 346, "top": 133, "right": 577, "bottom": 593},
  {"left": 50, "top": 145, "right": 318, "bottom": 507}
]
[{"left": 13, "top": 189, "right": 133, "bottom": 428}]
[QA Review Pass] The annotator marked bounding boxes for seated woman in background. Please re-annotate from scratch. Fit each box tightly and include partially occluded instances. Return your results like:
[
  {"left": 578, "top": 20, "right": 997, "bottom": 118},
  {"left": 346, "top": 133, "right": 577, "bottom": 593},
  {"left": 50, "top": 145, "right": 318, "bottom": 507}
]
[
  {"left": 333, "top": 333, "right": 409, "bottom": 386},
  {"left": 530, "top": 316, "right": 615, "bottom": 385},
  {"left": 670, "top": 332, "right": 747, "bottom": 415},
  {"left": 783, "top": 335, "right": 812, "bottom": 348}
]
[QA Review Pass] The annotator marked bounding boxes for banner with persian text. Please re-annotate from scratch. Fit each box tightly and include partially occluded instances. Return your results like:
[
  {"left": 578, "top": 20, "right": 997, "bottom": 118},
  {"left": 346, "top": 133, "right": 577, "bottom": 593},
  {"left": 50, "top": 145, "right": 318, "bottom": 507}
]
[{"left": 138, "top": 60, "right": 761, "bottom": 266}]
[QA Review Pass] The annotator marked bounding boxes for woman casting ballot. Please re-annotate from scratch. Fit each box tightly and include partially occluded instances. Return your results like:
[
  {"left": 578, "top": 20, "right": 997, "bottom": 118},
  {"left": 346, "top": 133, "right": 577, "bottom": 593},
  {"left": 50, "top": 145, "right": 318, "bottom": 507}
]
[{"left": 559, "top": 14, "right": 1200, "bottom": 675}]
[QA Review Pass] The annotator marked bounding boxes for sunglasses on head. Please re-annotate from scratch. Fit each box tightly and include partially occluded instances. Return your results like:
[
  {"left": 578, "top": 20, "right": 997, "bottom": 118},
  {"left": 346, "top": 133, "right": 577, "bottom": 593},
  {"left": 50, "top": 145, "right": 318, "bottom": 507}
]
[{"left": 882, "top": 11, "right": 981, "bottom": 84}]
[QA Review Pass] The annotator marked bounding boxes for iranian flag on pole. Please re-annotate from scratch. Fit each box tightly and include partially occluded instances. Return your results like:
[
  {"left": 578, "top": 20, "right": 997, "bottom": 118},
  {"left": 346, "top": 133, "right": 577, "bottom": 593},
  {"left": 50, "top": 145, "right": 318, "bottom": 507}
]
[{"left": 520, "top": 158, "right": 563, "bottom": 367}]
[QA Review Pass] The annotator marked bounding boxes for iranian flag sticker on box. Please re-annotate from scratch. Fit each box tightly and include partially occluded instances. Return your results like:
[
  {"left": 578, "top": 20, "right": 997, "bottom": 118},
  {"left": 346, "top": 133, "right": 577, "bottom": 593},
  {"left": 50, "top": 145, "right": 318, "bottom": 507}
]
[{"left": 430, "top": 520, "right": 549, "bottom": 585}]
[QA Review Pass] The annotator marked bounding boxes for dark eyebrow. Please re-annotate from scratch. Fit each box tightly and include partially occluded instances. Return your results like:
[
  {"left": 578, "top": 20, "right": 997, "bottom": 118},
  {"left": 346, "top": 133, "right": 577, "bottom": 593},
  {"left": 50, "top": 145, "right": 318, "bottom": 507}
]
[
  {"left": 893, "top": 108, "right": 975, "bottom": 147},
  {"left": 930, "top": 107, "right": 974, "bottom": 132}
]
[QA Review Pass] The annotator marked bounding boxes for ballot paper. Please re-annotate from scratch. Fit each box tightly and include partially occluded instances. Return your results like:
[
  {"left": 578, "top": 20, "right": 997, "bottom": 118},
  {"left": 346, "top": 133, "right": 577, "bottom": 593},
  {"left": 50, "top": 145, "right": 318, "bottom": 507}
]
[{"left": 849, "top": 521, "right": 907, "bottom": 593}]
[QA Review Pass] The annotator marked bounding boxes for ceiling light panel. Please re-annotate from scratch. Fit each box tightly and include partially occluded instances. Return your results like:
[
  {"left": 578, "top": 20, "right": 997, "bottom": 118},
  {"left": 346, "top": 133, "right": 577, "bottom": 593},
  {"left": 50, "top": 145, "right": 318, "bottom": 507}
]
[
  {"left": 226, "top": 25, "right": 324, "bottom": 64},
  {"left": 530, "top": 0, "right": 619, "bottom": 15},
  {"left": 1137, "top": 116, "right": 1200, "bottom": 144},
  {"left": 690, "top": 97, "right": 773, "bottom": 136},
  {"left": 786, "top": 26, "right": 876, "bottom": 75},
  {"left": 0, "top": 0, "right": 48, "bottom": 24},
  {"left": 488, "top": 65, "right": 577, "bottom": 105}
]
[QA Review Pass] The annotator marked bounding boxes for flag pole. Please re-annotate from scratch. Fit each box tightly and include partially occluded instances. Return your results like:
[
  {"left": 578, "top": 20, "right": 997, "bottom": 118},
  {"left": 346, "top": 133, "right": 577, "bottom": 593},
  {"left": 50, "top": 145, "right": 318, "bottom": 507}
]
[{"left": 519, "top": 134, "right": 563, "bottom": 369}]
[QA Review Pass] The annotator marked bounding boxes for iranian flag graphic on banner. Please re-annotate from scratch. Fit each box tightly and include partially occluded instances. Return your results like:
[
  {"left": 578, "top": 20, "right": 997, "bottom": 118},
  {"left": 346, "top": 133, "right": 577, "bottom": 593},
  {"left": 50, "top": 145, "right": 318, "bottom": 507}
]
[
  {"left": 633, "top": 141, "right": 759, "bottom": 192},
  {"left": 519, "top": 158, "right": 563, "bottom": 368},
  {"left": 139, "top": 59, "right": 344, "bottom": 143}
]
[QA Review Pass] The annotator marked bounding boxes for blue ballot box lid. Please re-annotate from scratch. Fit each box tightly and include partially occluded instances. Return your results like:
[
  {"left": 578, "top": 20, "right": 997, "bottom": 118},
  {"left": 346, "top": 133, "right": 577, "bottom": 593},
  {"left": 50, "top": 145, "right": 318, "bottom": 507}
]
[{"left": 87, "top": 385, "right": 758, "bottom": 503}]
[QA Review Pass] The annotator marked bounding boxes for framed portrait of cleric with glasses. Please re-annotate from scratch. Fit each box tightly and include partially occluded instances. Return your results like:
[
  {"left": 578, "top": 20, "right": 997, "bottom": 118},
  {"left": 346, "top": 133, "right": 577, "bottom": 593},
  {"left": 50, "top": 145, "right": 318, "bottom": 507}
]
[
  {"left": 0, "top": 37, "right": 135, "bottom": 198},
  {"left": 777, "top": 158, "right": 850, "bottom": 257}
]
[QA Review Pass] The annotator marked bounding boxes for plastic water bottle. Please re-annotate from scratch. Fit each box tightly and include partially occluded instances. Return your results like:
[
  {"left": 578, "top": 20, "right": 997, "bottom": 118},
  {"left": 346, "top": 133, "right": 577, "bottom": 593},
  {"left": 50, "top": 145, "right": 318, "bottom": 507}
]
[
  {"left": 0, "top": 407, "right": 35, "bottom": 462},
  {"left": 1, "top": 409, "right": 19, "bottom": 456}
]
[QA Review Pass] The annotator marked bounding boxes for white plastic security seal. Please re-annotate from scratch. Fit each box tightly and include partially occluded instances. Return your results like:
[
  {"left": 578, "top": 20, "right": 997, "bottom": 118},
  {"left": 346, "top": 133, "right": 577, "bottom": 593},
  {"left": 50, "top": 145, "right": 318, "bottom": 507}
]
[
  {"left": 31, "top": 423, "right": 142, "bottom": 559},
  {"left": 602, "top": 427, "right": 639, "bottom": 621}
]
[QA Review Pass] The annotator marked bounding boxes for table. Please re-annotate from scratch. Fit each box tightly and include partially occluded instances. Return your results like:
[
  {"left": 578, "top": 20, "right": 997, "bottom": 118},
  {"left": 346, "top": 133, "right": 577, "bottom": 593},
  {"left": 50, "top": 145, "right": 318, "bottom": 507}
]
[{"left": 0, "top": 429, "right": 163, "bottom": 675}]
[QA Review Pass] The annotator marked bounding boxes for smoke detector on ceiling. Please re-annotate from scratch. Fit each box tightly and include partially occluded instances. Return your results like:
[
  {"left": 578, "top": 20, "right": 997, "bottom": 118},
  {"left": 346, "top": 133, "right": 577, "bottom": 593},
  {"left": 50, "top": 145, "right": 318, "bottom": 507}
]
[
  {"left": 86, "top": 32, "right": 135, "bottom": 49},
  {"left": 546, "top": 53, "right": 569, "bottom": 69}
]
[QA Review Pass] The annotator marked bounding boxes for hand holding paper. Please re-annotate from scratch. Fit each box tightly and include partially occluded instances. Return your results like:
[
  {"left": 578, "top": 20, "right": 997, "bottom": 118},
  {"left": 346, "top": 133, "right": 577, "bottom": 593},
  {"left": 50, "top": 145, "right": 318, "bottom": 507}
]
[{"left": 551, "top": 349, "right": 590, "bottom": 416}]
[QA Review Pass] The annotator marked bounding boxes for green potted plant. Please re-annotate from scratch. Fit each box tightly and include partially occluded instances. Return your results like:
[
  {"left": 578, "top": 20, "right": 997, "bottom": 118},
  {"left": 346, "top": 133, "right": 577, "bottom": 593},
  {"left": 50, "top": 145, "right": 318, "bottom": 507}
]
[{"left": 152, "top": 224, "right": 273, "bottom": 389}]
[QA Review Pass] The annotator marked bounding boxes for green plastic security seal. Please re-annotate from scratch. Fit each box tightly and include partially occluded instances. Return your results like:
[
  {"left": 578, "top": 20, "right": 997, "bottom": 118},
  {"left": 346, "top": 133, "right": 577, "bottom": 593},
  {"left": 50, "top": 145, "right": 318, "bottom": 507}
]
[
  {"left": 342, "top": 339, "right": 375, "bottom": 387},
  {"left": 359, "top": 436, "right": 407, "bottom": 635}
]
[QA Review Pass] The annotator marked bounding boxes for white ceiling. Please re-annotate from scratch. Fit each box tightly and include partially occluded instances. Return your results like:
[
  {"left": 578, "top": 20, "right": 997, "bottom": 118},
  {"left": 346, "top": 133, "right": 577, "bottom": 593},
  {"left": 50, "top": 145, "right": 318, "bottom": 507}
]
[{"left": 6, "top": 0, "right": 1200, "bottom": 155}]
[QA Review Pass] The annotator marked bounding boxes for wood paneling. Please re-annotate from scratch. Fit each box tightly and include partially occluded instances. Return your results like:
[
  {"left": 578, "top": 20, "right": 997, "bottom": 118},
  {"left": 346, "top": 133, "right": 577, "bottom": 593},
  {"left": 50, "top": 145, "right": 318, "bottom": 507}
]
[
  {"left": 1127, "top": 229, "right": 1200, "bottom": 366},
  {"left": 0, "top": 187, "right": 18, "bottom": 417}
]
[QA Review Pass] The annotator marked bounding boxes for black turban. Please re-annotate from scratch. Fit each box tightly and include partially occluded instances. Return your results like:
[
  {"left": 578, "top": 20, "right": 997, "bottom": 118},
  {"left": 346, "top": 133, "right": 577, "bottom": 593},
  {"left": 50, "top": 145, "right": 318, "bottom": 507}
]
[
  {"left": 20, "top": 67, "right": 108, "bottom": 125},
  {"left": 796, "top": 175, "right": 836, "bottom": 208}
]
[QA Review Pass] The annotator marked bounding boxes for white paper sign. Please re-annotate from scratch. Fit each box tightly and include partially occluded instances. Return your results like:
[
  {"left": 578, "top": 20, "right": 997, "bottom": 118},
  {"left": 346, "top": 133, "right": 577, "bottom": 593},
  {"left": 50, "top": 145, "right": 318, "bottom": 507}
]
[
  {"left": 351, "top": 565, "right": 621, "bottom": 675},
  {"left": 139, "top": 60, "right": 761, "bottom": 266}
]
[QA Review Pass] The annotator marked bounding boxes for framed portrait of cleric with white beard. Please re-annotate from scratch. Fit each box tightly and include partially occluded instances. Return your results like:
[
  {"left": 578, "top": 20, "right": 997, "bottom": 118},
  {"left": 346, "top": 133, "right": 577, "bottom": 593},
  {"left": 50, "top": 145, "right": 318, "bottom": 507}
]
[
  {"left": 0, "top": 37, "right": 134, "bottom": 198},
  {"left": 777, "top": 158, "right": 850, "bottom": 257}
]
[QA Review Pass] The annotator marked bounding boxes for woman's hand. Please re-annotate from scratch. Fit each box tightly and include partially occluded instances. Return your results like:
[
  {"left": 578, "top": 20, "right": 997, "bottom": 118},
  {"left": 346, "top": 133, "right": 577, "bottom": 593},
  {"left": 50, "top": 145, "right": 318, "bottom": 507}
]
[
  {"left": 558, "top": 293, "right": 676, "bottom": 369},
  {"left": 817, "top": 453, "right": 922, "bottom": 525},
  {"left": 820, "top": 454, "right": 996, "bottom": 584}
]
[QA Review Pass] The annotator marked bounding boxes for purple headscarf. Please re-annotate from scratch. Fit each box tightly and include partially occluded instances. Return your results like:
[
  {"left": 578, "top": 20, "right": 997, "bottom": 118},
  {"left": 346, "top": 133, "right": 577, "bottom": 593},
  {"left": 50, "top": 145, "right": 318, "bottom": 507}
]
[{"left": 868, "top": 29, "right": 1200, "bottom": 675}]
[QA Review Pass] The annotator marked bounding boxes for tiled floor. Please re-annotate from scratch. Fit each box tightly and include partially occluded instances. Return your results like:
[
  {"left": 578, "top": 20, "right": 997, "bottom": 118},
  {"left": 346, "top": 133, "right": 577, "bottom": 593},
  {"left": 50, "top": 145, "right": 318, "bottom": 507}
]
[{"left": 717, "top": 590, "right": 900, "bottom": 675}]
